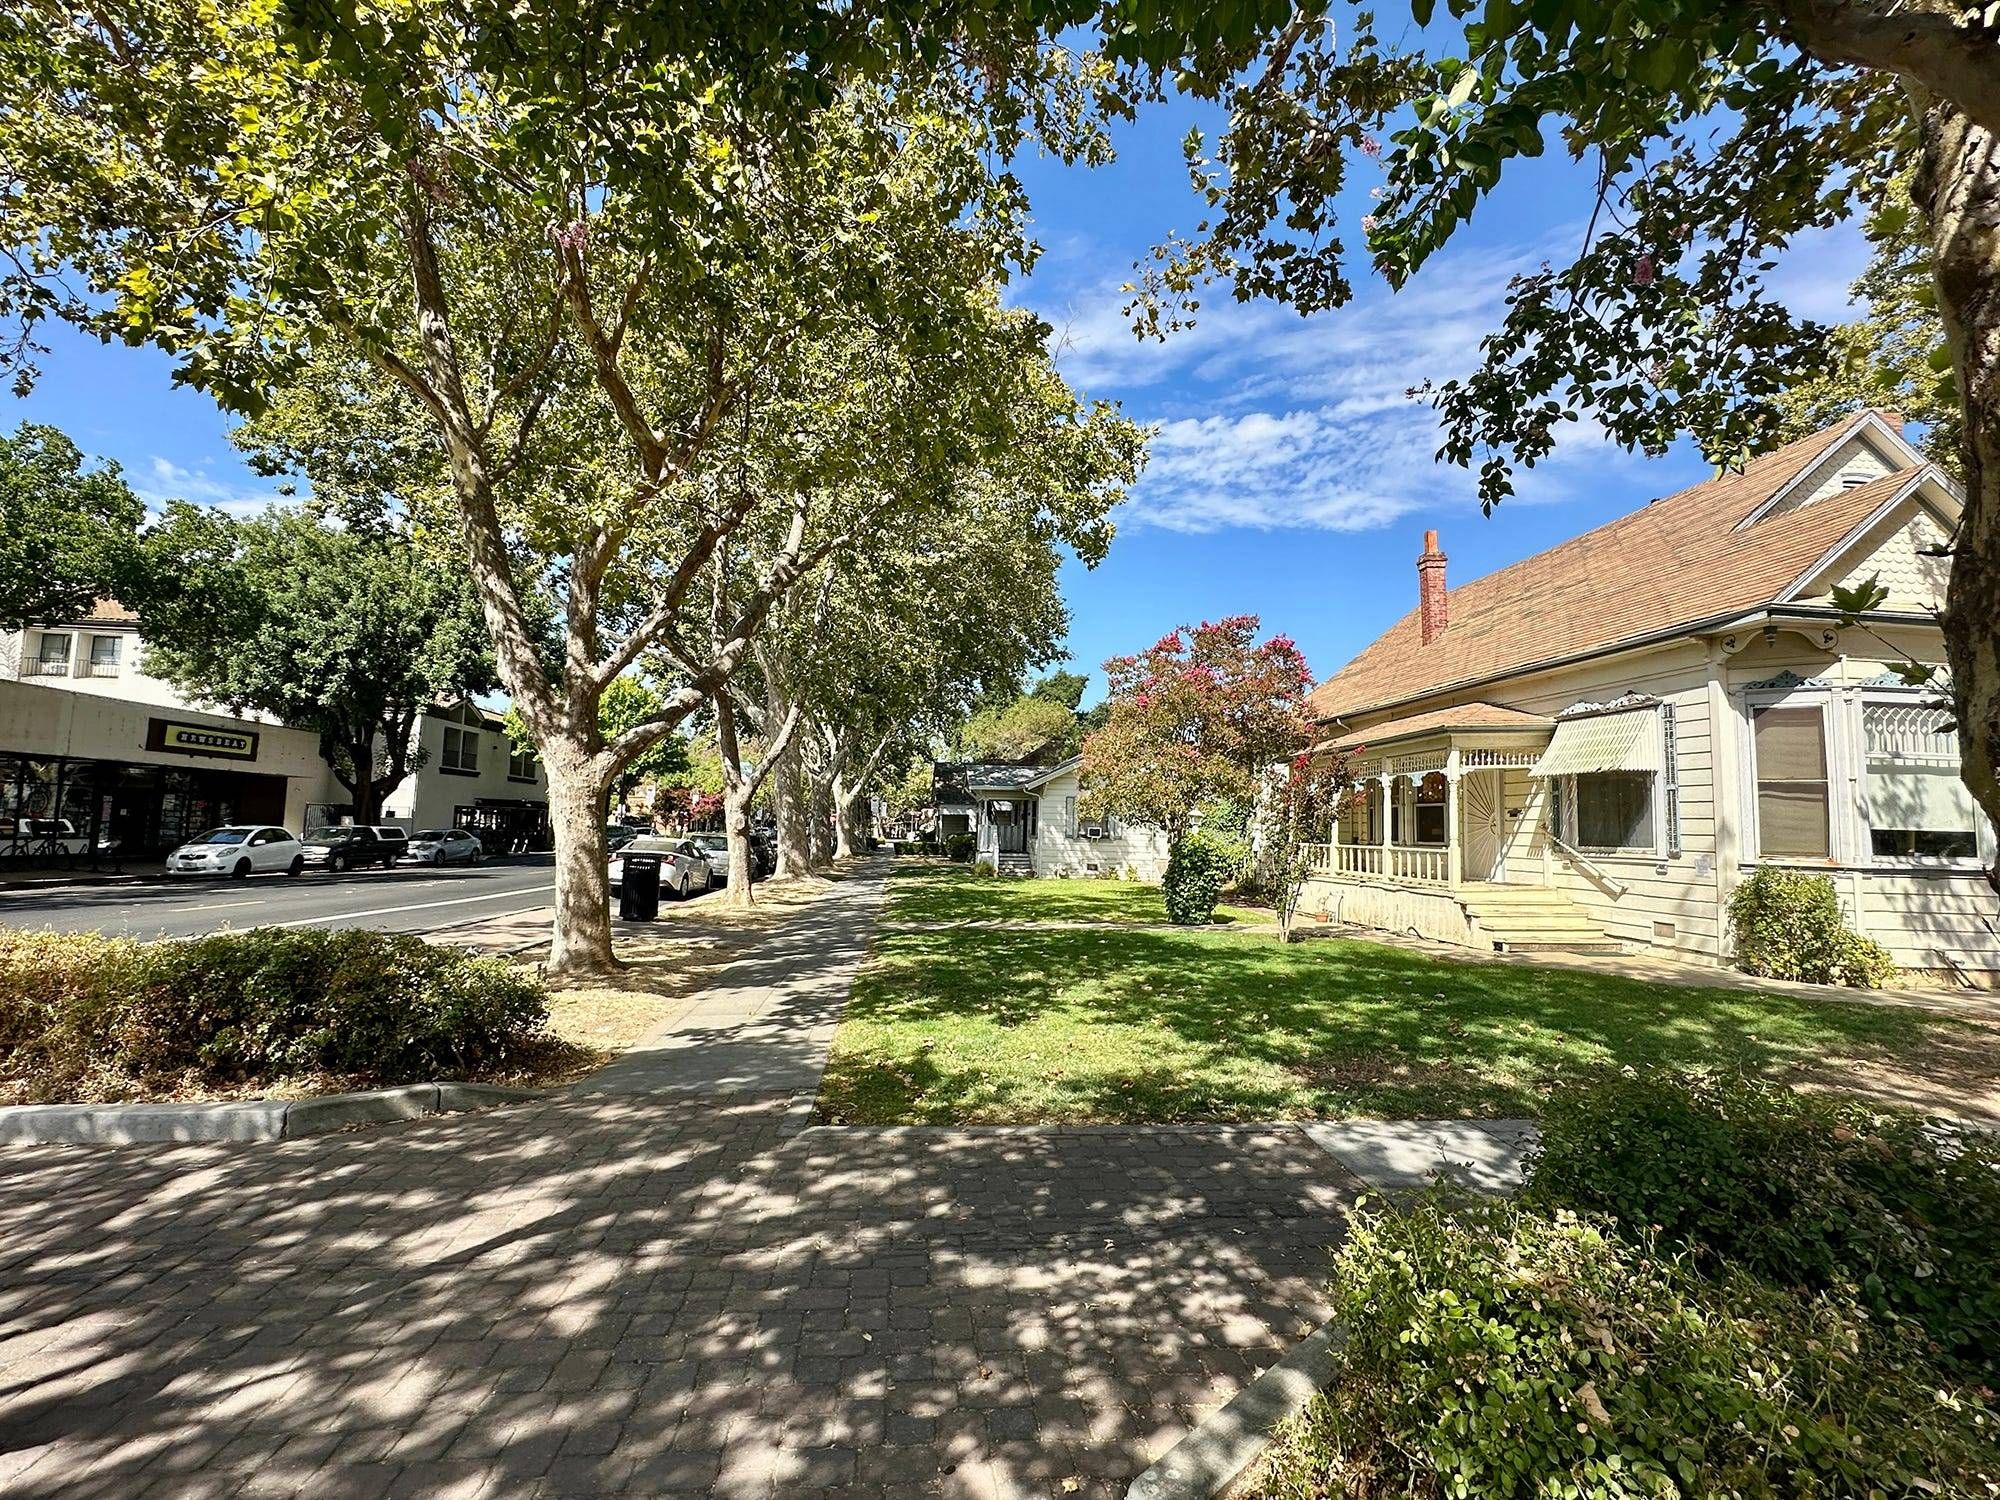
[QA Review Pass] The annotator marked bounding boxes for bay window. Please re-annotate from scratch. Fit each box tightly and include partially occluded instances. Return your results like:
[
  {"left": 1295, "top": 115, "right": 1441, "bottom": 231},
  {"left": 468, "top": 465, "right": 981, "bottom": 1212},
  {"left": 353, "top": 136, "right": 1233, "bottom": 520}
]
[{"left": 1862, "top": 702, "right": 1979, "bottom": 859}]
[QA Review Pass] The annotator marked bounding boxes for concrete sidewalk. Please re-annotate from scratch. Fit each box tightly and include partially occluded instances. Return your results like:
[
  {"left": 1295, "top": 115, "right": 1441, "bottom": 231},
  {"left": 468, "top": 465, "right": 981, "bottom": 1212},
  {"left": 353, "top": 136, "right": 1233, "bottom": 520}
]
[{"left": 573, "top": 863, "right": 889, "bottom": 1099}]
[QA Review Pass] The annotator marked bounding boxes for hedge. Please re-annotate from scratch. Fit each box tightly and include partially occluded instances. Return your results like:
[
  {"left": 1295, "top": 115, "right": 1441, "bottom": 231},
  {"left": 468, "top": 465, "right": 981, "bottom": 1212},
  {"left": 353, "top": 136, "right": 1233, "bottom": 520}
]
[{"left": 1, "top": 927, "right": 549, "bottom": 1103}]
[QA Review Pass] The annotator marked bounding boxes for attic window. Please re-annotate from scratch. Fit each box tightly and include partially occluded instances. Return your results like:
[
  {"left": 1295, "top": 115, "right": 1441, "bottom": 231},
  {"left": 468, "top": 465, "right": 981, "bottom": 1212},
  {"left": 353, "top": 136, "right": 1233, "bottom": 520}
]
[{"left": 1841, "top": 475, "right": 1869, "bottom": 490}]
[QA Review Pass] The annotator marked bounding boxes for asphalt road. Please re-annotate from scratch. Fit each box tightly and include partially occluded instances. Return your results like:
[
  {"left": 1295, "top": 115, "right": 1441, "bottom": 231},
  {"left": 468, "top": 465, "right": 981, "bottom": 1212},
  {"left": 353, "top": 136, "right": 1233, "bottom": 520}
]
[{"left": 0, "top": 856, "right": 561, "bottom": 940}]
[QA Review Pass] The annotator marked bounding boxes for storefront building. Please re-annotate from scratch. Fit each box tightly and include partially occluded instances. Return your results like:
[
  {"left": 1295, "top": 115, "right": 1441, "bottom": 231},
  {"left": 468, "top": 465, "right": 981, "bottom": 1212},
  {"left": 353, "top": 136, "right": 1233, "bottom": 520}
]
[{"left": 2, "top": 610, "right": 549, "bottom": 860}]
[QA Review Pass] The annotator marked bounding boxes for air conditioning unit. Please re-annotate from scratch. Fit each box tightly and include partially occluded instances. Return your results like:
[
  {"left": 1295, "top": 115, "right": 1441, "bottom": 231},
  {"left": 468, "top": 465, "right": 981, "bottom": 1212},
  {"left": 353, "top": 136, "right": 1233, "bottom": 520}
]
[{"left": 1079, "top": 824, "right": 1107, "bottom": 840}]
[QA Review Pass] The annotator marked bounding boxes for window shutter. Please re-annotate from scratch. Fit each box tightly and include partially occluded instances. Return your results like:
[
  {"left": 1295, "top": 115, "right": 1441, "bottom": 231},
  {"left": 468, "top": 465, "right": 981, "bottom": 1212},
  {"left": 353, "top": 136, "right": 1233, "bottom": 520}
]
[
  {"left": 1660, "top": 703, "right": 1681, "bottom": 857},
  {"left": 1065, "top": 795, "right": 1076, "bottom": 837}
]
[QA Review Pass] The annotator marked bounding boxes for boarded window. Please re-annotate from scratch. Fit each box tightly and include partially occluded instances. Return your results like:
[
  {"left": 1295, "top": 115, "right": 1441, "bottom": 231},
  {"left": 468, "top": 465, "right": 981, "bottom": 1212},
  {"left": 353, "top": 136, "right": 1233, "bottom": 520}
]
[{"left": 1752, "top": 705, "right": 1829, "bottom": 858}]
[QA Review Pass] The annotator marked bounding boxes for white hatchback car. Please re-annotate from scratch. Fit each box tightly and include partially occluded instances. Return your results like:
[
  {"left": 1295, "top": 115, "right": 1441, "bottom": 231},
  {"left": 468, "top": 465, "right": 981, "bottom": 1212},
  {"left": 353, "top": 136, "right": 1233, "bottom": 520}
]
[
  {"left": 608, "top": 836, "right": 714, "bottom": 897},
  {"left": 402, "top": 828, "right": 485, "bottom": 866},
  {"left": 166, "top": 825, "right": 305, "bottom": 879}
]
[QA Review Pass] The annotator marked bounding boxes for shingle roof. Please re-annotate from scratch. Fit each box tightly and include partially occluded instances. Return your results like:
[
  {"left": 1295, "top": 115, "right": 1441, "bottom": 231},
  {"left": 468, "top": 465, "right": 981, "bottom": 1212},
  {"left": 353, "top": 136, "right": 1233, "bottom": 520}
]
[
  {"left": 1309, "top": 416, "right": 1929, "bottom": 723},
  {"left": 1315, "top": 702, "right": 1554, "bottom": 753}
]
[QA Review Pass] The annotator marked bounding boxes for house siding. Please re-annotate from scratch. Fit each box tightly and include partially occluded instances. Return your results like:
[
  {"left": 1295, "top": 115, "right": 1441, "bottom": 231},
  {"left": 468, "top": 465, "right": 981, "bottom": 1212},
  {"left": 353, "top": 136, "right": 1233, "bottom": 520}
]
[
  {"left": 1028, "top": 767, "right": 1169, "bottom": 880},
  {"left": 1326, "top": 622, "right": 1998, "bottom": 980}
]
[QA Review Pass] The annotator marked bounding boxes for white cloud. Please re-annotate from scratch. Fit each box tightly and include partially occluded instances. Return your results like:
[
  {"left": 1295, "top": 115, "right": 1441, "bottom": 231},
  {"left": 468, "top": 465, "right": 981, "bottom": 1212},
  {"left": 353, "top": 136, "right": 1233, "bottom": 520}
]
[
  {"left": 1031, "top": 214, "right": 1854, "bottom": 535},
  {"left": 135, "top": 457, "right": 295, "bottom": 517}
]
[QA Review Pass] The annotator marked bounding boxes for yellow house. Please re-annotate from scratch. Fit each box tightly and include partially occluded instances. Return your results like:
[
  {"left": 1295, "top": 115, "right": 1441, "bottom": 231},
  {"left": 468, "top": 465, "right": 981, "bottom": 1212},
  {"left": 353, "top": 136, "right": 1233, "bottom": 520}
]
[{"left": 1299, "top": 410, "right": 1998, "bottom": 986}]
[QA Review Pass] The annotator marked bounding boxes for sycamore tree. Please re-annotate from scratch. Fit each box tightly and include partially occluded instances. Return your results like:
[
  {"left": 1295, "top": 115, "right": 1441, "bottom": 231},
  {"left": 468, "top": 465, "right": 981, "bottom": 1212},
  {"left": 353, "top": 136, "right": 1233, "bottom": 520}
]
[
  {"left": 0, "top": 424, "right": 144, "bottom": 635},
  {"left": 710, "top": 354, "right": 1134, "bottom": 897},
  {"left": 0, "top": 0, "right": 1219, "bottom": 974},
  {"left": 1081, "top": 615, "right": 1315, "bottom": 922},
  {"left": 133, "top": 504, "right": 494, "bottom": 824},
  {"left": 1138, "top": 0, "right": 2000, "bottom": 875}
]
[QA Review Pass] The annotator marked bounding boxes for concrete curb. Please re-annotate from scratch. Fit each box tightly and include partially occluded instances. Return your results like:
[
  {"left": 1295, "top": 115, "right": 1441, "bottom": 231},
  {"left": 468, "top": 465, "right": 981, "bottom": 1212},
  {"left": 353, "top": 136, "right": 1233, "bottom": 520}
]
[
  {"left": 1127, "top": 1319, "right": 1347, "bottom": 1500},
  {"left": 0, "top": 1080, "right": 547, "bottom": 1146}
]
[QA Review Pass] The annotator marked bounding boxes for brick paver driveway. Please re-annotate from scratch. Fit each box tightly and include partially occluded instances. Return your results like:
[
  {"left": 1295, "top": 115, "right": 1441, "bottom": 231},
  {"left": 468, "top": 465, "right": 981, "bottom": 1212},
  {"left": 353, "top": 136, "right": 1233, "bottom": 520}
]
[{"left": 1, "top": 866, "right": 1353, "bottom": 1499}]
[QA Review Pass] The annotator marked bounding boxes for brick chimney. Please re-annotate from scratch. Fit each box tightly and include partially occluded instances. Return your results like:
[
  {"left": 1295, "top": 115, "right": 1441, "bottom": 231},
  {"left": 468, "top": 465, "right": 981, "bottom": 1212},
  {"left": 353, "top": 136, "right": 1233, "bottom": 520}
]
[
  {"left": 1417, "top": 529, "right": 1449, "bottom": 645},
  {"left": 1876, "top": 408, "right": 1905, "bottom": 434}
]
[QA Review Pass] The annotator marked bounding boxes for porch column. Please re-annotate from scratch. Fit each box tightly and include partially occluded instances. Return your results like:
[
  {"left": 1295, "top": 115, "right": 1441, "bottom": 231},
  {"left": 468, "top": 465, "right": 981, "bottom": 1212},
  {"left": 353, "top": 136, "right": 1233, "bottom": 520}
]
[
  {"left": 1379, "top": 776, "right": 1394, "bottom": 854},
  {"left": 1445, "top": 746, "right": 1463, "bottom": 888}
]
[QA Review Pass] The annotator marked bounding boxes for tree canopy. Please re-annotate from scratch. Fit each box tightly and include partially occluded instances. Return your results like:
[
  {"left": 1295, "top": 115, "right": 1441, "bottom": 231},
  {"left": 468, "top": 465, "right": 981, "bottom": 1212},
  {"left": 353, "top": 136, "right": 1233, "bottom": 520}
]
[
  {"left": 1081, "top": 615, "right": 1314, "bottom": 844},
  {"left": 131, "top": 504, "right": 495, "bottom": 823},
  {"left": 0, "top": 424, "right": 145, "bottom": 633}
]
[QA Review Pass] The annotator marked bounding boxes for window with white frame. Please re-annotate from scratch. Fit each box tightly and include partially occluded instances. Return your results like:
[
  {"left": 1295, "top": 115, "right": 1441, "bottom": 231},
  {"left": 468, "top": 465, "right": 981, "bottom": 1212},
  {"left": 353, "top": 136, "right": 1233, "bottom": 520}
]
[
  {"left": 87, "top": 634, "right": 121, "bottom": 676},
  {"left": 32, "top": 633, "right": 71, "bottom": 674},
  {"left": 1862, "top": 700, "right": 1978, "bottom": 859},
  {"left": 1537, "top": 702, "right": 1674, "bottom": 855},
  {"left": 442, "top": 726, "right": 479, "bottom": 774},
  {"left": 1412, "top": 774, "right": 1447, "bottom": 845},
  {"left": 1751, "top": 703, "right": 1831, "bottom": 859}
]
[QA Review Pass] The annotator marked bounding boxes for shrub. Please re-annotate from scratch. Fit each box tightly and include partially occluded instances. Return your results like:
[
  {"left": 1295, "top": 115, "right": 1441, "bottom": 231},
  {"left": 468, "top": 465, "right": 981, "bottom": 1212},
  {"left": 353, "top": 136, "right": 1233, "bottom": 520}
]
[
  {"left": 943, "top": 832, "right": 976, "bottom": 863},
  {"left": 1727, "top": 866, "right": 1896, "bottom": 986},
  {"left": 1263, "top": 1191, "right": 1999, "bottom": 1500},
  {"left": 1163, "top": 829, "right": 1240, "bottom": 924},
  {"left": 0, "top": 927, "right": 548, "bottom": 1103},
  {"left": 1526, "top": 1071, "right": 2000, "bottom": 1376}
]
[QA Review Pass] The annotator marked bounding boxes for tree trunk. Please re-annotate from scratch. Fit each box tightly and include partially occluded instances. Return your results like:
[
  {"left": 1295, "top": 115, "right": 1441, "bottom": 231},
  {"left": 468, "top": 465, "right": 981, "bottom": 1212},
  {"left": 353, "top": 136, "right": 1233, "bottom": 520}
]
[
  {"left": 771, "top": 749, "right": 811, "bottom": 878},
  {"left": 544, "top": 754, "right": 617, "bottom": 978},
  {"left": 712, "top": 692, "right": 758, "bottom": 910},
  {"left": 809, "top": 774, "right": 836, "bottom": 868},
  {"left": 1917, "top": 104, "right": 2000, "bottom": 889},
  {"left": 832, "top": 769, "right": 857, "bottom": 860}
]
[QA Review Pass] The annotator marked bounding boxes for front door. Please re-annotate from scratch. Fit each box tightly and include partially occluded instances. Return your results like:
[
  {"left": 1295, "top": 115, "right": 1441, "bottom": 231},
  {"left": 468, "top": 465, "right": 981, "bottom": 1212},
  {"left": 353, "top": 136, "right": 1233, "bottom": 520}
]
[
  {"left": 1460, "top": 772, "right": 1506, "bottom": 882},
  {"left": 992, "top": 803, "right": 1028, "bottom": 854}
]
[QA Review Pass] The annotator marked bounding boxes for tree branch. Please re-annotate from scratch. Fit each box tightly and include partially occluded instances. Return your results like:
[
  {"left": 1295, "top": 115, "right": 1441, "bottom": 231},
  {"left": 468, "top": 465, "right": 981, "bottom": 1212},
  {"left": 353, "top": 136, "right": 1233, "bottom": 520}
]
[{"left": 1775, "top": 1, "right": 2000, "bottom": 135}]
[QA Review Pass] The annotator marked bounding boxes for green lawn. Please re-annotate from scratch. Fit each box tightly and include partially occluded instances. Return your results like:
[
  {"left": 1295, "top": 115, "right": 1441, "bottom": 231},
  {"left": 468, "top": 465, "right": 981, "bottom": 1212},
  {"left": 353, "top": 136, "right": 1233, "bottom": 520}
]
[
  {"left": 885, "top": 862, "right": 1267, "bottom": 925},
  {"left": 819, "top": 924, "right": 1995, "bottom": 1124}
]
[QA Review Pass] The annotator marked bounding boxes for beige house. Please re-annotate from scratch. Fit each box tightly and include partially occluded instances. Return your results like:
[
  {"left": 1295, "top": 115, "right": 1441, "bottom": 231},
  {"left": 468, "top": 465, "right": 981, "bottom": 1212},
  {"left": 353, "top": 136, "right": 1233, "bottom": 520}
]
[
  {"left": 936, "top": 758, "right": 1169, "bottom": 879},
  {"left": 1298, "top": 411, "right": 1998, "bottom": 984}
]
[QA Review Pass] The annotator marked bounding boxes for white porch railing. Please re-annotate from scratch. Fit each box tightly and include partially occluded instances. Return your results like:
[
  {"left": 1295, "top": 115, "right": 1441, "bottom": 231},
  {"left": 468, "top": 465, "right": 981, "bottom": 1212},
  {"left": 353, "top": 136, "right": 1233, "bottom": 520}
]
[{"left": 1300, "top": 842, "right": 1451, "bottom": 888}]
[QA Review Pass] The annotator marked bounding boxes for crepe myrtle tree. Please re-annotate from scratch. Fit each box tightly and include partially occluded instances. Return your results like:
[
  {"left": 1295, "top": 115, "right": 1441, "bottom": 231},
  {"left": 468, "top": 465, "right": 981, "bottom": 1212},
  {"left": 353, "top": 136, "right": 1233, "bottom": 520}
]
[
  {"left": 1081, "top": 616, "right": 1315, "bottom": 921},
  {"left": 1135, "top": 0, "right": 2000, "bottom": 884},
  {"left": 1, "top": 0, "right": 1198, "bottom": 973}
]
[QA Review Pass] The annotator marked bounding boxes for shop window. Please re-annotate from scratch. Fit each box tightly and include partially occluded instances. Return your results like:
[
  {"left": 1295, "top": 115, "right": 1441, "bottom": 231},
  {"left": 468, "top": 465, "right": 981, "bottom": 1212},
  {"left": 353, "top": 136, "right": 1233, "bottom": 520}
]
[
  {"left": 1752, "top": 704, "right": 1830, "bottom": 858},
  {"left": 1863, "top": 702, "right": 1979, "bottom": 859},
  {"left": 442, "top": 726, "right": 479, "bottom": 774}
]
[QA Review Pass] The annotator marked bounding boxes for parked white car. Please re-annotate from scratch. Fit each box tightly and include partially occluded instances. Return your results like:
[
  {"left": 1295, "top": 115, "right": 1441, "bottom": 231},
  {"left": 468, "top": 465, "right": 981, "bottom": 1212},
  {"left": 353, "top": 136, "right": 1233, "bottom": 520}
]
[
  {"left": 688, "top": 832, "right": 733, "bottom": 883},
  {"left": 608, "top": 836, "right": 714, "bottom": 897},
  {"left": 401, "top": 828, "right": 485, "bottom": 866},
  {"left": 166, "top": 826, "right": 305, "bottom": 879}
]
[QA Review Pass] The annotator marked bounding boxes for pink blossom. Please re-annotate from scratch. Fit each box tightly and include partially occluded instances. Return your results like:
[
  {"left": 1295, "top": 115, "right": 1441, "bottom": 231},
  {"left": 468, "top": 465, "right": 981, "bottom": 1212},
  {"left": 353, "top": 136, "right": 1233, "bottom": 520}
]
[
  {"left": 1360, "top": 215, "right": 1379, "bottom": 233},
  {"left": 1632, "top": 253, "right": 1656, "bottom": 287},
  {"left": 555, "top": 219, "right": 589, "bottom": 254},
  {"left": 1359, "top": 134, "right": 1381, "bottom": 158}
]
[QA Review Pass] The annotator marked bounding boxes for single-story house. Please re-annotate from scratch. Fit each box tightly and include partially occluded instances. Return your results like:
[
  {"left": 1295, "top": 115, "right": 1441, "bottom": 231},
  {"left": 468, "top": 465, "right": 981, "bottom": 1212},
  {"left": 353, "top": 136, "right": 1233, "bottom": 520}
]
[
  {"left": 1298, "top": 409, "right": 1998, "bottom": 984},
  {"left": 932, "top": 758, "right": 1169, "bottom": 879}
]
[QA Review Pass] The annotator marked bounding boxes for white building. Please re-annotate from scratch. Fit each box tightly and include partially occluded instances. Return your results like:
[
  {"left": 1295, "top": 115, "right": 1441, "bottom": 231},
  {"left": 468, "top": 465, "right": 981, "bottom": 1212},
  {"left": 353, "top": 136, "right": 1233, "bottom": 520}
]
[
  {"left": 935, "top": 758, "right": 1169, "bottom": 879},
  {"left": 1299, "top": 411, "right": 1999, "bottom": 985},
  {"left": 0, "top": 605, "right": 547, "bottom": 858}
]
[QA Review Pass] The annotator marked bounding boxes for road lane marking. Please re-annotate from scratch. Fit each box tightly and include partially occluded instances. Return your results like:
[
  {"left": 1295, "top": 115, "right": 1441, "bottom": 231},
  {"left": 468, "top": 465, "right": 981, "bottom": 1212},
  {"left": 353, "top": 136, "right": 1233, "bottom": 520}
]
[
  {"left": 180, "top": 900, "right": 264, "bottom": 913},
  {"left": 260, "top": 884, "right": 557, "bottom": 929}
]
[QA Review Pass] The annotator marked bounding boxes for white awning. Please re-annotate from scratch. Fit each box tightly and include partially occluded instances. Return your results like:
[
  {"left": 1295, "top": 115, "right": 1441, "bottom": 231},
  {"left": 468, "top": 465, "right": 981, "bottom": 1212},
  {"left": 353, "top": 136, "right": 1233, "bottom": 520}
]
[{"left": 1532, "top": 710, "right": 1662, "bottom": 779}]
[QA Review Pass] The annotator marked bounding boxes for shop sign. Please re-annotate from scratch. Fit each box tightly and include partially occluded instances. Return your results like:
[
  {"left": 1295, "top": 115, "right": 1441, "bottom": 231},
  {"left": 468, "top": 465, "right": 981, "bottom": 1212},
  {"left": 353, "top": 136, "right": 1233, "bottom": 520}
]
[{"left": 146, "top": 718, "right": 260, "bottom": 762}]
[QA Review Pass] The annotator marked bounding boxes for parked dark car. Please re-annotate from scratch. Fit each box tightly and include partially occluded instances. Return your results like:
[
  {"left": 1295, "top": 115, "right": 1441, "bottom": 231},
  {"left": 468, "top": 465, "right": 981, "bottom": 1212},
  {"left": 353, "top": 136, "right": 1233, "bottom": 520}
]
[{"left": 300, "top": 825, "right": 409, "bottom": 872}]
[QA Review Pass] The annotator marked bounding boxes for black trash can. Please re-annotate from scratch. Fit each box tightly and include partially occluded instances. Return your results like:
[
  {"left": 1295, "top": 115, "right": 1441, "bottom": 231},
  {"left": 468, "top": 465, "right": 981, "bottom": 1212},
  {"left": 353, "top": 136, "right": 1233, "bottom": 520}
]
[{"left": 619, "top": 852, "right": 662, "bottom": 921}]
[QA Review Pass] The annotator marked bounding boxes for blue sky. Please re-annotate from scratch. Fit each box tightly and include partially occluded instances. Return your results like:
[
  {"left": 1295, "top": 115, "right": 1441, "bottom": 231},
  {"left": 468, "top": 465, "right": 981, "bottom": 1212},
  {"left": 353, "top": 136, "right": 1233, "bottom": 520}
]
[{"left": 9, "top": 82, "right": 1869, "bottom": 707}]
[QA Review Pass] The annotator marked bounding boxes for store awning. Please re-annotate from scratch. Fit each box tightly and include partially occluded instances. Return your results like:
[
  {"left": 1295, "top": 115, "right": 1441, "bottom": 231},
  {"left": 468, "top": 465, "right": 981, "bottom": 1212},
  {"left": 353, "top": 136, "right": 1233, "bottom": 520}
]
[{"left": 1531, "top": 709, "right": 1662, "bottom": 779}]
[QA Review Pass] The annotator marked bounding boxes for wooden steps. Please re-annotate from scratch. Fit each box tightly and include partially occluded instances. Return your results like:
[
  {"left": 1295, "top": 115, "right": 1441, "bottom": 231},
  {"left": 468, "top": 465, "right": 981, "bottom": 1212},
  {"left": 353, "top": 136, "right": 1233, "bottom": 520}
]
[
  {"left": 995, "top": 852, "right": 1035, "bottom": 877},
  {"left": 1457, "top": 885, "right": 1623, "bottom": 955}
]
